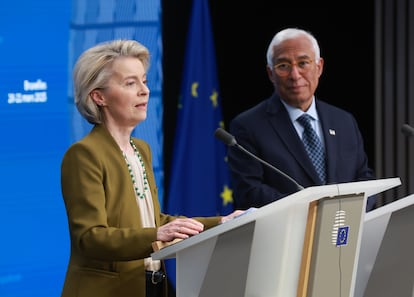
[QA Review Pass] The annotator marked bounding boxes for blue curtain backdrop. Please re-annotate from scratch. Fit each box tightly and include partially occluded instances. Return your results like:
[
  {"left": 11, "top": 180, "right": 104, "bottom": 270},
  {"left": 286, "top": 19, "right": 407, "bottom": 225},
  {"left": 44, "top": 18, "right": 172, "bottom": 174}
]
[{"left": 165, "top": 0, "right": 234, "bottom": 288}]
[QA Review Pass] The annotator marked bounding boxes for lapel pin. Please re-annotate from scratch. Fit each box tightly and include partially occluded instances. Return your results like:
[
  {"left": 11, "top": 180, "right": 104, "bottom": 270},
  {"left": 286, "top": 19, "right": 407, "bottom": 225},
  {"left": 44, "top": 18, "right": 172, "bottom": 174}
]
[{"left": 329, "top": 129, "right": 336, "bottom": 135}]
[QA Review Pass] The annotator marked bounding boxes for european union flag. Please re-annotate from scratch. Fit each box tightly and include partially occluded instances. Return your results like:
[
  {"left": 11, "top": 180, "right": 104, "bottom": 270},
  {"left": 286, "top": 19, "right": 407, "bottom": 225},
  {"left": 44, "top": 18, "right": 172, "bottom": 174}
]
[
  {"left": 336, "top": 226, "right": 349, "bottom": 246},
  {"left": 165, "top": 0, "right": 234, "bottom": 290},
  {"left": 166, "top": 0, "right": 234, "bottom": 217}
]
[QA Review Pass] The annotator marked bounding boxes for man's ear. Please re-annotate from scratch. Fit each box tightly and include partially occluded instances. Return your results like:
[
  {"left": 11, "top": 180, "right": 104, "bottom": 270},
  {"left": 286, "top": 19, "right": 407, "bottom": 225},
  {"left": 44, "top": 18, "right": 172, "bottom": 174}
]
[
  {"left": 266, "top": 65, "right": 276, "bottom": 84},
  {"left": 316, "top": 57, "right": 324, "bottom": 77}
]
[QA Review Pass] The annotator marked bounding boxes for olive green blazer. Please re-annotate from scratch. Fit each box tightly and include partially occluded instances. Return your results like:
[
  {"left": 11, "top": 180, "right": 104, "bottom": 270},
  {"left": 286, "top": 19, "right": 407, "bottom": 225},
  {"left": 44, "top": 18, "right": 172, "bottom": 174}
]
[{"left": 60, "top": 125, "right": 220, "bottom": 297}]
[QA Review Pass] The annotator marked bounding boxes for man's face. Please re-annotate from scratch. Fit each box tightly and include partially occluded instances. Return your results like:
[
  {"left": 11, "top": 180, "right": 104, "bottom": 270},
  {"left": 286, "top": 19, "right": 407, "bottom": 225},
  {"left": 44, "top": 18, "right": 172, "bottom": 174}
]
[{"left": 267, "top": 36, "right": 323, "bottom": 111}]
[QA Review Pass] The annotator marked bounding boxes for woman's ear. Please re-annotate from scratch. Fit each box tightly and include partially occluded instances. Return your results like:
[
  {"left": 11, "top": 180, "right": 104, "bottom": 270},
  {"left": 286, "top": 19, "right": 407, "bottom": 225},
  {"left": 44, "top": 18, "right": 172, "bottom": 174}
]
[{"left": 90, "top": 89, "right": 105, "bottom": 106}]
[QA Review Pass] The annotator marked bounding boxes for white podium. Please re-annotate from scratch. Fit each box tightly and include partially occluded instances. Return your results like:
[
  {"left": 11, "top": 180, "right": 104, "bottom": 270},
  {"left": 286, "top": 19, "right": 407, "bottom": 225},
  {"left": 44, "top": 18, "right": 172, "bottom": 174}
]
[
  {"left": 354, "top": 193, "right": 414, "bottom": 297},
  {"left": 152, "top": 178, "right": 401, "bottom": 297}
]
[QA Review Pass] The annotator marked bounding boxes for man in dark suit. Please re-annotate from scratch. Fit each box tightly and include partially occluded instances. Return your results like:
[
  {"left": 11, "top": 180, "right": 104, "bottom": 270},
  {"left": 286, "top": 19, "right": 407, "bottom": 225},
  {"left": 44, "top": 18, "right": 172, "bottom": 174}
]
[{"left": 228, "top": 28, "right": 376, "bottom": 211}]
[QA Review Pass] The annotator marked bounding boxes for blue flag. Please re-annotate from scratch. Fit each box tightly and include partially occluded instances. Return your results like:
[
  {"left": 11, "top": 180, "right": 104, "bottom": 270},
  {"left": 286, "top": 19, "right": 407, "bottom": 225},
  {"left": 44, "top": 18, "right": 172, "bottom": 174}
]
[
  {"left": 165, "top": 0, "right": 234, "bottom": 289},
  {"left": 166, "top": 0, "right": 234, "bottom": 217}
]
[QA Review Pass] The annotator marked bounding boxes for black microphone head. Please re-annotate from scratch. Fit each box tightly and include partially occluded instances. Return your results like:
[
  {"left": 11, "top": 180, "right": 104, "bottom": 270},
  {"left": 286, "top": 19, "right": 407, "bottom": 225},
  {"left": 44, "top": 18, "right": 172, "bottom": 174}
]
[
  {"left": 214, "top": 128, "right": 237, "bottom": 146},
  {"left": 401, "top": 124, "right": 414, "bottom": 137}
]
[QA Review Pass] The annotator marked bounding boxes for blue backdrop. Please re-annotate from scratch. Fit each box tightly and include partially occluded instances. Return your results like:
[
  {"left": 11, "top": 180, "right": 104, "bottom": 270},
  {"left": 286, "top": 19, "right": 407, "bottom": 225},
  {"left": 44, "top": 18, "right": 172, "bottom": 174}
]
[{"left": 0, "top": 1, "right": 163, "bottom": 296}]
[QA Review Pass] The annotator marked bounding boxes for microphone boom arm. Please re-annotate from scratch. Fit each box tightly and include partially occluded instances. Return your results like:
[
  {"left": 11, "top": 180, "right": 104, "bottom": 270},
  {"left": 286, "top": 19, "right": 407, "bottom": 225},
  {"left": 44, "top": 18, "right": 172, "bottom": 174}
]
[
  {"left": 214, "top": 127, "right": 304, "bottom": 191},
  {"left": 235, "top": 143, "right": 304, "bottom": 191}
]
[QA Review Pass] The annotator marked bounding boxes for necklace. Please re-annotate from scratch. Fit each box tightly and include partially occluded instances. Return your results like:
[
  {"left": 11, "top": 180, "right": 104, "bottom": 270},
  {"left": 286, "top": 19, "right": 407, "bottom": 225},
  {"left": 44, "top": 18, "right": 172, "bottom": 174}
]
[{"left": 122, "top": 139, "right": 149, "bottom": 199}]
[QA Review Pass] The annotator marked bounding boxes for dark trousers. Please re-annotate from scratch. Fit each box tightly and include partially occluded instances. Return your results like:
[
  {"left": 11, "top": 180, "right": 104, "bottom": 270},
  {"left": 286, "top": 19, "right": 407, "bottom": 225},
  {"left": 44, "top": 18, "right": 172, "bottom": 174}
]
[{"left": 146, "top": 271, "right": 165, "bottom": 297}]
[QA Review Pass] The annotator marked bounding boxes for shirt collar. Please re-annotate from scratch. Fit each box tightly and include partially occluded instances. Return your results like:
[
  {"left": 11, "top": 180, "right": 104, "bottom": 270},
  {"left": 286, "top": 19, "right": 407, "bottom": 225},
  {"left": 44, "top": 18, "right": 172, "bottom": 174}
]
[{"left": 280, "top": 96, "right": 318, "bottom": 122}]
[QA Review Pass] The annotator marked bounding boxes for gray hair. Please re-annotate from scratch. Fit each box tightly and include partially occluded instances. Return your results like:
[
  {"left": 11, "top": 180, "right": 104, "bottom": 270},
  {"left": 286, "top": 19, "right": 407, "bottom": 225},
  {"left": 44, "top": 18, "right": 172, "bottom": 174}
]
[
  {"left": 73, "top": 39, "right": 150, "bottom": 124},
  {"left": 266, "top": 28, "right": 320, "bottom": 67}
]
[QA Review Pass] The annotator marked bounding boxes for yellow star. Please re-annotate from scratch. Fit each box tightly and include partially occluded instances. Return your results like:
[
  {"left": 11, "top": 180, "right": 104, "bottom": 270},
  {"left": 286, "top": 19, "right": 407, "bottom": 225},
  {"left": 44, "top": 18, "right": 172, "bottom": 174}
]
[
  {"left": 220, "top": 185, "right": 233, "bottom": 206},
  {"left": 210, "top": 89, "right": 218, "bottom": 107},
  {"left": 191, "top": 82, "right": 199, "bottom": 97}
]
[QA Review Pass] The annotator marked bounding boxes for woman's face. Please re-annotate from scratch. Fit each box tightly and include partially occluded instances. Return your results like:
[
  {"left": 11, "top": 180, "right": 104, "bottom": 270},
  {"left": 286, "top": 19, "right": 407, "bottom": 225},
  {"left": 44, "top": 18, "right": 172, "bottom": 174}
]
[{"left": 95, "top": 56, "right": 150, "bottom": 128}]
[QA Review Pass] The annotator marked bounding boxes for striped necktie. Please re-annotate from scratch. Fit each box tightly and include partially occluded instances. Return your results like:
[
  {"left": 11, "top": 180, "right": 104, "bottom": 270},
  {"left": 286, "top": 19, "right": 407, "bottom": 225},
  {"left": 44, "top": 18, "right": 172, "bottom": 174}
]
[{"left": 297, "top": 114, "right": 326, "bottom": 184}]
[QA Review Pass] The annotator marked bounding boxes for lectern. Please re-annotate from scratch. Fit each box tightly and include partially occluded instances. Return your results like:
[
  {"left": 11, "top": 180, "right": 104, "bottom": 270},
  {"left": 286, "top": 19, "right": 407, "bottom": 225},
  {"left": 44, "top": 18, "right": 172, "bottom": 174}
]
[
  {"left": 151, "top": 178, "right": 401, "bottom": 297},
  {"left": 354, "top": 193, "right": 414, "bottom": 297}
]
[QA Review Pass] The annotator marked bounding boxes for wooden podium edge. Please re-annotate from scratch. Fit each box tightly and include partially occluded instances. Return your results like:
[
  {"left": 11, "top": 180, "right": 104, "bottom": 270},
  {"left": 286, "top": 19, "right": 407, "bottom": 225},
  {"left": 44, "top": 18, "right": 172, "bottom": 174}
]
[
  {"left": 296, "top": 200, "right": 318, "bottom": 297},
  {"left": 152, "top": 238, "right": 183, "bottom": 252}
]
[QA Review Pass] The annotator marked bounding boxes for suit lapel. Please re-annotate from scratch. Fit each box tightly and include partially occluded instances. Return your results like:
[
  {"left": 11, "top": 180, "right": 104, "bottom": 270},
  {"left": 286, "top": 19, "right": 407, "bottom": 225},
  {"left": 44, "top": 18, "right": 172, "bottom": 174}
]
[
  {"left": 266, "top": 95, "right": 322, "bottom": 184},
  {"left": 317, "top": 101, "right": 338, "bottom": 184}
]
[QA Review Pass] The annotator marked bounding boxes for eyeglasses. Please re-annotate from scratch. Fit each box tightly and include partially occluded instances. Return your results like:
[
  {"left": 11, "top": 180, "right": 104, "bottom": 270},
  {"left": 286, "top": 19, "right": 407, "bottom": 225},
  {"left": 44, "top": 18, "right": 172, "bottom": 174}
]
[{"left": 273, "top": 59, "right": 314, "bottom": 77}]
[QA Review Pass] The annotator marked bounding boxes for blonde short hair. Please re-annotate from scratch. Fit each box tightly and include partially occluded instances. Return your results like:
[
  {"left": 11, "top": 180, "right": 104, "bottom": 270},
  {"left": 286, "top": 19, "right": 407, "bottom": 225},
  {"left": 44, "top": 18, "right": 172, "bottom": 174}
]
[{"left": 73, "top": 39, "right": 150, "bottom": 124}]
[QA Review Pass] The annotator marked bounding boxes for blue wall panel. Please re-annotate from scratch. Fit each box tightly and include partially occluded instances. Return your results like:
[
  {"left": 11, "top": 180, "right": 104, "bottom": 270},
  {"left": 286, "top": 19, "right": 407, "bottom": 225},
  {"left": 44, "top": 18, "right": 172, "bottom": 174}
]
[{"left": 0, "top": 1, "right": 163, "bottom": 296}]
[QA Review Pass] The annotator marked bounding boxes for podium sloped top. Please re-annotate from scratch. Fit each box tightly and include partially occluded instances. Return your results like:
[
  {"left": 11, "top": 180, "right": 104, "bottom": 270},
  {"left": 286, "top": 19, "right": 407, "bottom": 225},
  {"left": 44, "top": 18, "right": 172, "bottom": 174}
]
[{"left": 151, "top": 177, "right": 401, "bottom": 260}]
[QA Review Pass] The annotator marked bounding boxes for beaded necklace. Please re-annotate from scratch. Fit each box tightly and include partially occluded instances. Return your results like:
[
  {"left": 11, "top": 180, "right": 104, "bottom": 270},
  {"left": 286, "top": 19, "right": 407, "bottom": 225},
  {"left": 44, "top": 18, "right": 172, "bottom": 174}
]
[{"left": 122, "top": 139, "right": 149, "bottom": 199}]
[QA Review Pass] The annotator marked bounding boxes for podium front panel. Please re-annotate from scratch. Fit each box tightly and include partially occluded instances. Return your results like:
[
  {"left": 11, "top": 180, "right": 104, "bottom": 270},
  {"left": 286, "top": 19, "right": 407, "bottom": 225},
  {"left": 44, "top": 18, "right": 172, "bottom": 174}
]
[
  {"left": 356, "top": 195, "right": 414, "bottom": 297},
  {"left": 151, "top": 178, "right": 402, "bottom": 297},
  {"left": 305, "top": 194, "right": 365, "bottom": 297}
]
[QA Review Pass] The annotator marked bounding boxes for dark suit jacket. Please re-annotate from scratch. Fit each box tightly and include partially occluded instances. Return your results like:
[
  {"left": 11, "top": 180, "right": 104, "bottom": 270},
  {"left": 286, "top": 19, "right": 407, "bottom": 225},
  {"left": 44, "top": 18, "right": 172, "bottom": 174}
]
[
  {"left": 228, "top": 94, "right": 376, "bottom": 211},
  {"left": 60, "top": 125, "right": 220, "bottom": 297}
]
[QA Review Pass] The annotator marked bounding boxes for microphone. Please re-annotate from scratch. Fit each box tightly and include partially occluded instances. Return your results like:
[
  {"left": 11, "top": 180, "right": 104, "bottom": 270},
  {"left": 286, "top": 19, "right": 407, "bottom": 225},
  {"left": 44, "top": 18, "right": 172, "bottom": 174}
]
[
  {"left": 401, "top": 124, "right": 414, "bottom": 137},
  {"left": 214, "top": 128, "right": 304, "bottom": 191}
]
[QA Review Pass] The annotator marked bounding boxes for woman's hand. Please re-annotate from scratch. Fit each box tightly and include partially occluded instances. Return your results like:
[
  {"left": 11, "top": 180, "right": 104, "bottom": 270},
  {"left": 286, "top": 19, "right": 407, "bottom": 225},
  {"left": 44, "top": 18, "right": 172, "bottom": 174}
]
[
  {"left": 157, "top": 218, "right": 204, "bottom": 242},
  {"left": 220, "top": 210, "right": 246, "bottom": 223}
]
